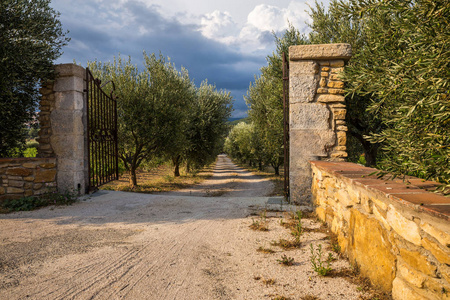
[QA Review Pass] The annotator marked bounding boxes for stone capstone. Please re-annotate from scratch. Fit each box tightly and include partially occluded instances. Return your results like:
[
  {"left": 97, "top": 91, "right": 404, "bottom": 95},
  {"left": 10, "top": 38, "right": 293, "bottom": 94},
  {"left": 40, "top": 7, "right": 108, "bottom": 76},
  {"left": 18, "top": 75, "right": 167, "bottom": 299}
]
[{"left": 289, "top": 44, "right": 352, "bottom": 61}]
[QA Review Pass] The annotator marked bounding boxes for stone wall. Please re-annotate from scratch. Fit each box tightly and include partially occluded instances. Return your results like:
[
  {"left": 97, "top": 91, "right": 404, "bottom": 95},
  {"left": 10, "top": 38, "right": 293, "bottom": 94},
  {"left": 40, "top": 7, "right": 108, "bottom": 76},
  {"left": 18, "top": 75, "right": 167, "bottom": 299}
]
[
  {"left": 0, "top": 158, "right": 57, "bottom": 201},
  {"left": 311, "top": 161, "right": 450, "bottom": 300},
  {"left": 289, "top": 44, "right": 351, "bottom": 205}
]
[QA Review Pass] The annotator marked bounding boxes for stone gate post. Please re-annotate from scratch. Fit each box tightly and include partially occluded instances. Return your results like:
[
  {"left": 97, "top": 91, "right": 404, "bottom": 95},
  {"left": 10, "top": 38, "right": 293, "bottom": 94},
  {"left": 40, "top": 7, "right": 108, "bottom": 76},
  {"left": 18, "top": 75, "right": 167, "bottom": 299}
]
[
  {"left": 289, "top": 44, "right": 351, "bottom": 205},
  {"left": 38, "top": 64, "right": 89, "bottom": 194}
]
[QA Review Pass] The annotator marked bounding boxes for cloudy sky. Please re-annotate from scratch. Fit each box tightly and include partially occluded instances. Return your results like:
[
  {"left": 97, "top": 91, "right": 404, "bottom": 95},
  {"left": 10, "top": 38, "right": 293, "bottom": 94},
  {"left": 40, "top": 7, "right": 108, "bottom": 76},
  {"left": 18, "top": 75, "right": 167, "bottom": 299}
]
[{"left": 51, "top": 0, "right": 329, "bottom": 118}]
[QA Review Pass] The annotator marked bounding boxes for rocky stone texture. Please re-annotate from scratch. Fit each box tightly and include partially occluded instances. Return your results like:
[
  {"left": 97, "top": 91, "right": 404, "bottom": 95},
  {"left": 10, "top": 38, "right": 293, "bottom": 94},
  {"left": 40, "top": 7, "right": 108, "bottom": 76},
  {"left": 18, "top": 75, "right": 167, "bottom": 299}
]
[
  {"left": 289, "top": 44, "right": 351, "bottom": 204},
  {"left": 38, "top": 64, "right": 89, "bottom": 194},
  {"left": 0, "top": 158, "right": 57, "bottom": 202},
  {"left": 311, "top": 161, "right": 450, "bottom": 300}
]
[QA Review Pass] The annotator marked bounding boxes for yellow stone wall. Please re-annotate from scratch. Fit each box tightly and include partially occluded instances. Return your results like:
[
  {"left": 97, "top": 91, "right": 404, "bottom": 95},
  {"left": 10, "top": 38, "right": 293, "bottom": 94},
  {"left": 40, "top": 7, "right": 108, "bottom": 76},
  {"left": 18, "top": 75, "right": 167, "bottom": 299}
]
[{"left": 311, "top": 161, "right": 450, "bottom": 300}]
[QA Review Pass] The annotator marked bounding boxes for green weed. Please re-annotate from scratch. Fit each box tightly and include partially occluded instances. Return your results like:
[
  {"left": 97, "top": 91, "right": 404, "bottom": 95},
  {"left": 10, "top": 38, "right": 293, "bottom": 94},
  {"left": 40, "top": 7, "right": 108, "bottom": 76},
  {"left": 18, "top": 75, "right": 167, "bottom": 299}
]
[
  {"left": 277, "top": 254, "right": 294, "bottom": 266},
  {"left": 310, "top": 243, "right": 333, "bottom": 276}
]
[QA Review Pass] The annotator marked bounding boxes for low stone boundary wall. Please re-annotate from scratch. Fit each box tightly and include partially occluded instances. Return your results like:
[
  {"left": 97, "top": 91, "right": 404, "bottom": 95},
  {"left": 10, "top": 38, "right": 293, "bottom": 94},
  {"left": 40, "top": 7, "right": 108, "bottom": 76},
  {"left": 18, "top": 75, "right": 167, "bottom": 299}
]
[
  {"left": 311, "top": 161, "right": 450, "bottom": 300},
  {"left": 0, "top": 158, "right": 57, "bottom": 201}
]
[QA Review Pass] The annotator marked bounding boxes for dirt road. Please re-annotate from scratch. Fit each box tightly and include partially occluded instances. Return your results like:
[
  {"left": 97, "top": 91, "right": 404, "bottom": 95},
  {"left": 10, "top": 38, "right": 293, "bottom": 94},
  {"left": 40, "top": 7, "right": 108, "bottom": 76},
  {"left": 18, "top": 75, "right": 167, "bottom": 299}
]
[{"left": 0, "top": 155, "right": 361, "bottom": 300}]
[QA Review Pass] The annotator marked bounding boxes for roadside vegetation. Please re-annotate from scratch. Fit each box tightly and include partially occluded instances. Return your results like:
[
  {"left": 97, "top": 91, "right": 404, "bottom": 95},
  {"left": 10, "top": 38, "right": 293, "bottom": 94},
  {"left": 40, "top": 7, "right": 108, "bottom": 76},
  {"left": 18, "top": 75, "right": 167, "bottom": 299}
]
[
  {"left": 0, "top": 190, "right": 78, "bottom": 213},
  {"left": 100, "top": 160, "right": 215, "bottom": 193}
]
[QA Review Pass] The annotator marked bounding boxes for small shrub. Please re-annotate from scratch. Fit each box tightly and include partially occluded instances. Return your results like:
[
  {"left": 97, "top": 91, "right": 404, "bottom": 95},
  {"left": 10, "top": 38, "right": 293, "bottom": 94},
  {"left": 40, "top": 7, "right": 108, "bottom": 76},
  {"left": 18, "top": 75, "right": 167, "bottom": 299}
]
[
  {"left": 0, "top": 190, "right": 78, "bottom": 213},
  {"left": 262, "top": 278, "right": 276, "bottom": 286},
  {"left": 277, "top": 254, "right": 294, "bottom": 266},
  {"left": 310, "top": 243, "right": 332, "bottom": 276},
  {"left": 271, "top": 238, "right": 301, "bottom": 249}
]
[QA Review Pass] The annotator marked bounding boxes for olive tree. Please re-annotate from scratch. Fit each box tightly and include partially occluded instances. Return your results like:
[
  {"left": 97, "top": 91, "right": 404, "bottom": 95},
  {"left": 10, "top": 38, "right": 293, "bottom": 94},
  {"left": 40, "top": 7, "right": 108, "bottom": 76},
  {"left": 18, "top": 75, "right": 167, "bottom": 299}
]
[{"left": 0, "top": 0, "right": 69, "bottom": 157}]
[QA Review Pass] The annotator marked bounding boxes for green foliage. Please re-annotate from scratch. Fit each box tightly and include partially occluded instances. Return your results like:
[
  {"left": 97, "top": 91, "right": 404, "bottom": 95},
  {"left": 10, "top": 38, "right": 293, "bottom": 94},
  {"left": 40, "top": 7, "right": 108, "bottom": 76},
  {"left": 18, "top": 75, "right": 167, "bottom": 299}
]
[
  {"left": 277, "top": 254, "right": 295, "bottom": 266},
  {"left": 308, "top": 0, "right": 382, "bottom": 166},
  {"left": 242, "top": 23, "right": 308, "bottom": 174},
  {"left": 184, "top": 81, "right": 233, "bottom": 173},
  {"left": 0, "top": 0, "right": 69, "bottom": 157},
  {"left": 89, "top": 52, "right": 232, "bottom": 185},
  {"left": 310, "top": 243, "right": 333, "bottom": 276},
  {"left": 338, "top": 0, "right": 450, "bottom": 189},
  {"left": 1, "top": 190, "right": 78, "bottom": 212}
]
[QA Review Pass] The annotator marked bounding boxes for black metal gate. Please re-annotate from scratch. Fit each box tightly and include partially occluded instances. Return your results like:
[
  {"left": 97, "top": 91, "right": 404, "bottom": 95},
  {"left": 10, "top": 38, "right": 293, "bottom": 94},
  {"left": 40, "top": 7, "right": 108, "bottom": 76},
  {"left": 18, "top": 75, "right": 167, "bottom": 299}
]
[
  {"left": 85, "top": 68, "right": 119, "bottom": 191},
  {"left": 282, "top": 52, "right": 290, "bottom": 201}
]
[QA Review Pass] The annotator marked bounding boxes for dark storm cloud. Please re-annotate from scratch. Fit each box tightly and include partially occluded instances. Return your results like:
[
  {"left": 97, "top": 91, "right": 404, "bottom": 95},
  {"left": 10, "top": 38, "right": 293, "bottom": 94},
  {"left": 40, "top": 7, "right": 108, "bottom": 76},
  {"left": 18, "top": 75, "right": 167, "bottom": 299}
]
[{"left": 54, "top": 0, "right": 267, "bottom": 118}]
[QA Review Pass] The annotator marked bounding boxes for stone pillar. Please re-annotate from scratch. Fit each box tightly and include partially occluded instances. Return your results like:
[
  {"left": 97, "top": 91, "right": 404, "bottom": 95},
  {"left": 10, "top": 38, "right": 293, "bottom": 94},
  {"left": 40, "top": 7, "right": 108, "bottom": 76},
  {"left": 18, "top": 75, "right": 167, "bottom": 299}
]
[
  {"left": 38, "top": 64, "right": 88, "bottom": 194},
  {"left": 289, "top": 44, "right": 351, "bottom": 205}
]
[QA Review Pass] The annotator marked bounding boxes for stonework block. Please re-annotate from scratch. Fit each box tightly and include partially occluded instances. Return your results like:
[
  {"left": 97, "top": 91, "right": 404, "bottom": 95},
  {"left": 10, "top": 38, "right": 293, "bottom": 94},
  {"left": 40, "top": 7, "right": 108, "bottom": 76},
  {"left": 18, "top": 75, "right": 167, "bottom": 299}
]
[
  {"left": 333, "top": 108, "right": 347, "bottom": 120},
  {"left": 387, "top": 205, "right": 422, "bottom": 246},
  {"left": 321, "top": 72, "right": 329, "bottom": 77},
  {"left": 290, "top": 61, "right": 319, "bottom": 75},
  {"left": 53, "top": 76, "right": 84, "bottom": 92},
  {"left": 7, "top": 187, "right": 24, "bottom": 194},
  {"left": 290, "top": 130, "right": 336, "bottom": 159},
  {"left": 330, "top": 60, "right": 345, "bottom": 67},
  {"left": 0, "top": 187, "right": 4, "bottom": 195},
  {"left": 289, "top": 43, "right": 352, "bottom": 60},
  {"left": 55, "top": 91, "right": 85, "bottom": 111},
  {"left": 392, "top": 277, "right": 428, "bottom": 300},
  {"left": 329, "top": 88, "right": 345, "bottom": 94},
  {"left": 397, "top": 260, "right": 426, "bottom": 288},
  {"left": 337, "top": 131, "right": 347, "bottom": 146},
  {"left": 9, "top": 180, "right": 24, "bottom": 188},
  {"left": 319, "top": 78, "right": 327, "bottom": 87},
  {"left": 39, "top": 163, "right": 56, "bottom": 169},
  {"left": 336, "top": 125, "right": 348, "bottom": 131},
  {"left": 35, "top": 169, "right": 57, "bottom": 183},
  {"left": 331, "top": 67, "right": 344, "bottom": 74},
  {"left": 316, "top": 88, "right": 328, "bottom": 94},
  {"left": 422, "top": 237, "right": 450, "bottom": 265},
  {"left": 290, "top": 103, "right": 331, "bottom": 130},
  {"left": 22, "top": 162, "right": 38, "bottom": 168},
  {"left": 289, "top": 75, "right": 319, "bottom": 103},
  {"left": 6, "top": 168, "right": 32, "bottom": 177},
  {"left": 316, "top": 94, "right": 345, "bottom": 103},
  {"left": 330, "top": 74, "right": 342, "bottom": 81},
  {"left": 420, "top": 222, "right": 450, "bottom": 248},
  {"left": 327, "top": 81, "right": 344, "bottom": 89},
  {"left": 399, "top": 248, "right": 437, "bottom": 277},
  {"left": 24, "top": 190, "right": 33, "bottom": 197},
  {"left": 349, "top": 209, "right": 396, "bottom": 291},
  {"left": 55, "top": 63, "right": 86, "bottom": 79}
]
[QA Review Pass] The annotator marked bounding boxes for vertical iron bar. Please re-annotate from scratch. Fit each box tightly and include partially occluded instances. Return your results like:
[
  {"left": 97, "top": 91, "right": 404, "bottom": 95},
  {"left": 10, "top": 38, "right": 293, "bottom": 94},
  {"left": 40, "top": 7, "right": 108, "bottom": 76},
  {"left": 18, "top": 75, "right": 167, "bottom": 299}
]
[
  {"left": 114, "top": 96, "right": 119, "bottom": 180},
  {"left": 282, "top": 52, "right": 290, "bottom": 202},
  {"left": 86, "top": 69, "right": 91, "bottom": 191}
]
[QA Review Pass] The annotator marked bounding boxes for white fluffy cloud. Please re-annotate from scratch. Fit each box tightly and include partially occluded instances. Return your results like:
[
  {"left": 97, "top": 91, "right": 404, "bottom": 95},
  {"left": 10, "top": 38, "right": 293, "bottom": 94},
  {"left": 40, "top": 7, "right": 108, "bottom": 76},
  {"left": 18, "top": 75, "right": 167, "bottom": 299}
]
[
  {"left": 198, "top": 1, "right": 315, "bottom": 51},
  {"left": 200, "top": 10, "right": 239, "bottom": 44}
]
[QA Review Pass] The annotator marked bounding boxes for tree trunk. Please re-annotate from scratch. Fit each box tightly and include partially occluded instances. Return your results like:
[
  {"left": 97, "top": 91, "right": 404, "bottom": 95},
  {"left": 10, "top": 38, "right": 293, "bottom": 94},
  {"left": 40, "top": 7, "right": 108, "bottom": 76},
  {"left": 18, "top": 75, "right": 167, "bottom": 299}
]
[
  {"left": 129, "top": 168, "right": 137, "bottom": 187},
  {"left": 274, "top": 165, "right": 280, "bottom": 176},
  {"left": 258, "top": 160, "right": 263, "bottom": 171},
  {"left": 361, "top": 139, "right": 378, "bottom": 167},
  {"left": 173, "top": 155, "right": 181, "bottom": 177}
]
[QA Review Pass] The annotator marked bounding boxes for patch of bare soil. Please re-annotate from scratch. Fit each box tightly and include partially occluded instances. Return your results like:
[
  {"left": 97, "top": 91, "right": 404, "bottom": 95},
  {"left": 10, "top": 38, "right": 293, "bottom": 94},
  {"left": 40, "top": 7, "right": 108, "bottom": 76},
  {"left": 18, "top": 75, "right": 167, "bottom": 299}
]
[{"left": 0, "top": 154, "right": 384, "bottom": 299}]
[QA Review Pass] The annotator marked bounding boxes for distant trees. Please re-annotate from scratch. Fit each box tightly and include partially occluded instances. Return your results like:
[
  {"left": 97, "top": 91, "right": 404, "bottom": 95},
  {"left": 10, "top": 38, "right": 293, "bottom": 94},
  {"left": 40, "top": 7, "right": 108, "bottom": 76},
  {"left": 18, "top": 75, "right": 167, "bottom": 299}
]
[
  {"left": 225, "top": 24, "right": 307, "bottom": 175},
  {"left": 0, "top": 0, "right": 69, "bottom": 157},
  {"left": 89, "top": 53, "right": 232, "bottom": 186}
]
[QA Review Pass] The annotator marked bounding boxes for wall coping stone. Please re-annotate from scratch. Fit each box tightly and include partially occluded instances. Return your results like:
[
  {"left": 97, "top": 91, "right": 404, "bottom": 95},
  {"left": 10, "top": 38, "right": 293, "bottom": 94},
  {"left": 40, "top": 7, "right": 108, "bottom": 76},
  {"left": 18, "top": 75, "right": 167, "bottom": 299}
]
[
  {"left": 289, "top": 44, "right": 352, "bottom": 61},
  {"left": 310, "top": 161, "right": 450, "bottom": 221}
]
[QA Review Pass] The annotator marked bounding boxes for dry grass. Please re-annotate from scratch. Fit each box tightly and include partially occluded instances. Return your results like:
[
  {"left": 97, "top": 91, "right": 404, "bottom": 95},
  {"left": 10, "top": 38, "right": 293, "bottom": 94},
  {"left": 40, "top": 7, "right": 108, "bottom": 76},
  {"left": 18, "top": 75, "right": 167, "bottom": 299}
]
[
  {"left": 257, "top": 246, "right": 275, "bottom": 254},
  {"left": 100, "top": 163, "right": 214, "bottom": 193},
  {"left": 262, "top": 278, "right": 277, "bottom": 286}
]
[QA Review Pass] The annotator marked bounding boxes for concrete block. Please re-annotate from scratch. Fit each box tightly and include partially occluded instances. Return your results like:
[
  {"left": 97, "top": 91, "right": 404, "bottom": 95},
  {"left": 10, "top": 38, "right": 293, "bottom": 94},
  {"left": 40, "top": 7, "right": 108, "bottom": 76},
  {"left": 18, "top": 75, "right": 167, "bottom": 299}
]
[
  {"left": 290, "top": 130, "right": 336, "bottom": 159},
  {"left": 290, "top": 103, "right": 331, "bottom": 130}
]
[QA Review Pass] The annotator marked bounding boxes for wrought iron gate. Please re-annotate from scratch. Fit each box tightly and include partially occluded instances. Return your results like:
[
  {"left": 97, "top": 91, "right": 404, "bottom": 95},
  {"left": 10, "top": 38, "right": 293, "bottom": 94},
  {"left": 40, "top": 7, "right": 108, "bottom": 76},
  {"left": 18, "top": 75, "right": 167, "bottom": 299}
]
[
  {"left": 85, "top": 68, "right": 119, "bottom": 191},
  {"left": 282, "top": 52, "right": 290, "bottom": 201}
]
